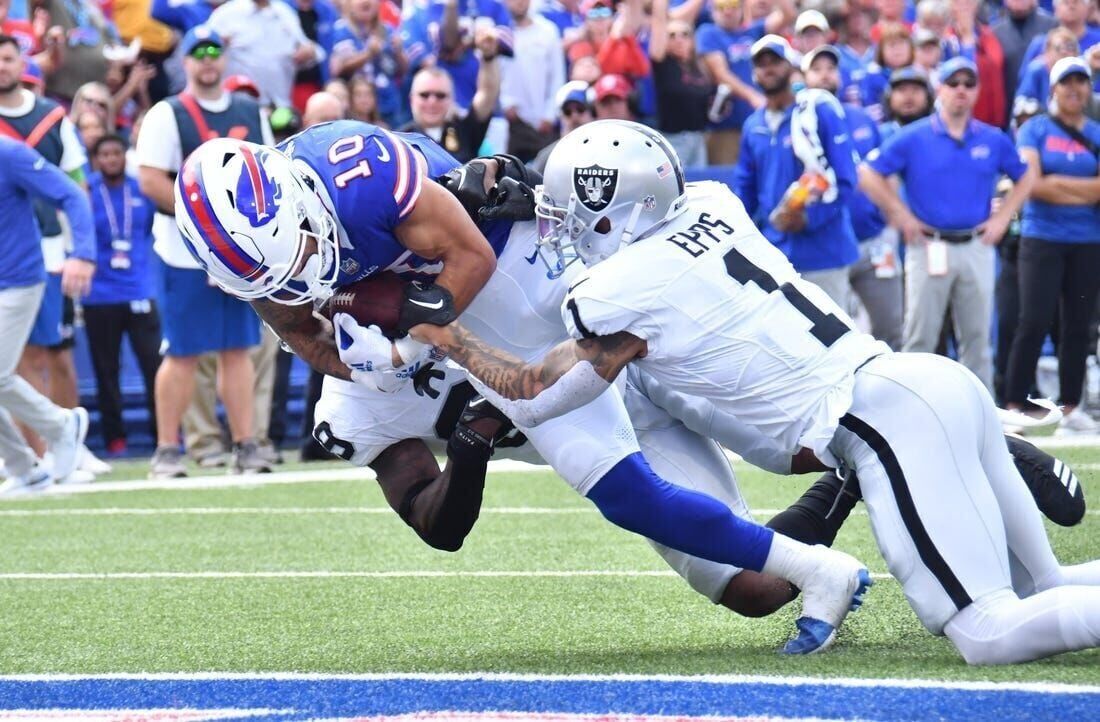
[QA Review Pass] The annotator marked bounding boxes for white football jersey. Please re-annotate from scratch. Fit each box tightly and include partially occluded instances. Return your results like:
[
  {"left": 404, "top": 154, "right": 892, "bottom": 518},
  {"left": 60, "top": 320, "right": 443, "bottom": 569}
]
[{"left": 562, "top": 181, "right": 889, "bottom": 460}]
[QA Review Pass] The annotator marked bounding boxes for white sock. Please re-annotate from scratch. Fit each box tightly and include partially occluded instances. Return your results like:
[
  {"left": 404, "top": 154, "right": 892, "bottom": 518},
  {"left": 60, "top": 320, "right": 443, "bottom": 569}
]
[
  {"left": 760, "top": 532, "right": 816, "bottom": 589},
  {"left": 1058, "top": 560, "right": 1100, "bottom": 586},
  {"left": 945, "top": 587, "right": 1100, "bottom": 665}
]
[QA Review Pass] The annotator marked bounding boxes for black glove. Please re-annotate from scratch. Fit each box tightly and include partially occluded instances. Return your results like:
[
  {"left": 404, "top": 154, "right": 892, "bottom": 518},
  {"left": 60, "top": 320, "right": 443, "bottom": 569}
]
[
  {"left": 437, "top": 162, "right": 490, "bottom": 220},
  {"left": 479, "top": 176, "right": 536, "bottom": 221},
  {"left": 491, "top": 154, "right": 543, "bottom": 188},
  {"left": 396, "top": 281, "right": 458, "bottom": 333},
  {"left": 456, "top": 393, "right": 525, "bottom": 449}
]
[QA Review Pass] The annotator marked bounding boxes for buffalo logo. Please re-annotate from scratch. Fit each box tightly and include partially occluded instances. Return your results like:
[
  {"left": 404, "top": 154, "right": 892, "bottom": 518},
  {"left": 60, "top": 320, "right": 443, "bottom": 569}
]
[
  {"left": 235, "top": 147, "right": 283, "bottom": 227},
  {"left": 574, "top": 165, "right": 618, "bottom": 212}
]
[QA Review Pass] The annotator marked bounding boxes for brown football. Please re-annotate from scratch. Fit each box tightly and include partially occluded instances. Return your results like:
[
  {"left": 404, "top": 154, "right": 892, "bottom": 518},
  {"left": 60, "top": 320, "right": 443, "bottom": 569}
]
[{"left": 323, "top": 272, "right": 408, "bottom": 337}]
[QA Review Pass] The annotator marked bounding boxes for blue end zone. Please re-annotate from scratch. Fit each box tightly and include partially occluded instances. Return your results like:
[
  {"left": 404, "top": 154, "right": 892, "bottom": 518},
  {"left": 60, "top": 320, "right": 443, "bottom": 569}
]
[{"left": 0, "top": 675, "right": 1097, "bottom": 721}]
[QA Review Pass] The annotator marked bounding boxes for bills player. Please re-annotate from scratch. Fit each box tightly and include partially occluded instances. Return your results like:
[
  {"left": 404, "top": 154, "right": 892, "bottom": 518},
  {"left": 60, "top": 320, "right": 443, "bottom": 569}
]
[
  {"left": 413, "top": 119, "right": 1100, "bottom": 664},
  {"left": 174, "top": 121, "right": 873, "bottom": 654}
]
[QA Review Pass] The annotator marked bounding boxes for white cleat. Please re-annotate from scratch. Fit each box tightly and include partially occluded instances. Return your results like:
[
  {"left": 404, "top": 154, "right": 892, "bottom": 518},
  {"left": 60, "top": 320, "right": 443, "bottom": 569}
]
[
  {"left": 49, "top": 408, "right": 89, "bottom": 482},
  {"left": 0, "top": 461, "right": 53, "bottom": 497},
  {"left": 78, "top": 444, "right": 112, "bottom": 475},
  {"left": 783, "top": 546, "right": 873, "bottom": 655}
]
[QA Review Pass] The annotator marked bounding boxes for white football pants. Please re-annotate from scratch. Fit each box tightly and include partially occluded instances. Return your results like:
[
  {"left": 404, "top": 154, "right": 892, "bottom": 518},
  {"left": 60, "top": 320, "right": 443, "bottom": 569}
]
[{"left": 829, "top": 352, "right": 1100, "bottom": 664}]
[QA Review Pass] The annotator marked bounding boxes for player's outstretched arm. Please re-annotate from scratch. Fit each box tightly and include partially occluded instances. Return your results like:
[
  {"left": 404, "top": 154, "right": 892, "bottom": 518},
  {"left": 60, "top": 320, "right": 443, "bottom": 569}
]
[
  {"left": 395, "top": 180, "right": 497, "bottom": 317},
  {"left": 413, "top": 322, "right": 646, "bottom": 427},
  {"left": 251, "top": 299, "right": 353, "bottom": 381}
]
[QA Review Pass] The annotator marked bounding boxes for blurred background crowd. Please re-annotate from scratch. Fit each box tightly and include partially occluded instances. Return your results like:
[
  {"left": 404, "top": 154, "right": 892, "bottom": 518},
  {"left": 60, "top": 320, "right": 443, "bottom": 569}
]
[{"left": 1, "top": 0, "right": 1100, "bottom": 488}]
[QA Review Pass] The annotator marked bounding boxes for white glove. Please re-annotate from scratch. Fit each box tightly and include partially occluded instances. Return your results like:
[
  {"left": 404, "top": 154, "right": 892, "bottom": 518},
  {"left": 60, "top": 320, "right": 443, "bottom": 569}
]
[{"left": 333, "top": 313, "right": 431, "bottom": 392}]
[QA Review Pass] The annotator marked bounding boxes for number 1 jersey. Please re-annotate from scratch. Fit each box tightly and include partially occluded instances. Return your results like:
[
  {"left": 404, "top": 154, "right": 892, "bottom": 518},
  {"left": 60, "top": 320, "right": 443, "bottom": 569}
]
[{"left": 562, "top": 181, "right": 888, "bottom": 460}]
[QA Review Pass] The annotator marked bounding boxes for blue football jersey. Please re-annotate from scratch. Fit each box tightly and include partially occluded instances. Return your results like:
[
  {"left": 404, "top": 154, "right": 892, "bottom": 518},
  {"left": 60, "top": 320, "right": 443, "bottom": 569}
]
[{"left": 280, "top": 119, "right": 514, "bottom": 289}]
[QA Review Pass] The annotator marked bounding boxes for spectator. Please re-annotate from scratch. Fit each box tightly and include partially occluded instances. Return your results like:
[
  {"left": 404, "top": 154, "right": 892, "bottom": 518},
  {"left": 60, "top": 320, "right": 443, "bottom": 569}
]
[
  {"left": 1018, "top": 0, "right": 1100, "bottom": 77},
  {"left": 540, "top": 0, "right": 584, "bottom": 36},
  {"left": 75, "top": 109, "right": 106, "bottom": 149},
  {"left": 83, "top": 134, "right": 160, "bottom": 456},
  {"left": 70, "top": 81, "right": 114, "bottom": 132},
  {"left": 136, "top": 26, "right": 273, "bottom": 478},
  {"left": 41, "top": 0, "right": 116, "bottom": 102},
  {"left": 861, "top": 22, "right": 916, "bottom": 121},
  {"left": 916, "top": 0, "right": 951, "bottom": 36},
  {"left": 1013, "top": 26, "right": 1078, "bottom": 125},
  {"left": 871, "top": 0, "right": 913, "bottom": 42},
  {"left": 944, "top": 0, "right": 1007, "bottom": 127},
  {"left": 403, "top": 0, "right": 513, "bottom": 112},
  {"left": 0, "top": 0, "right": 63, "bottom": 76},
  {"left": 500, "top": 0, "right": 564, "bottom": 162},
  {"left": 793, "top": 8, "right": 863, "bottom": 104},
  {"left": 590, "top": 72, "right": 635, "bottom": 120},
  {"left": 323, "top": 76, "right": 349, "bottom": 109},
  {"left": 530, "top": 79, "right": 592, "bottom": 173},
  {"left": 649, "top": 0, "right": 713, "bottom": 169},
  {"left": 286, "top": 0, "right": 339, "bottom": 110},
  {"left": 993, "top": 0, "right": 1057, "bottom": 123},
  {"left": 301, "top": 88, "right": 343, "bottom": 125},
  {"left": 347, "top": 74, "right": 383, "bottom": 125},
  {"left": 880, "top": 64, "right": 935, "bottom": 140},
  {"left": 697, "top": 0, "right": 796, "bottom": 164},
  {"left": 0, "top": 136, "right": 94, "bottom": 493},
  {"left": 569, "top": 53, "right": 601, "bottom": 83},
  {"left": 1006, "top": 57, "right": 1100, "bottom": 434},
  {"left": 860, "top": 57, "right": 1035, "bottom": 390},
  {"left": 329, "top": 0, "right": 406, "bottom": 126},
  {"left": 804, "top": 45, "right": 903, "bottom": 349},
  {"left": 734, "top": 35, "right": 859, "bottom": 307},
  {"left": 400, "top": 56, "right": 500, "bottom": 162},
  {"left": 207, "top": 0, "right": 324, "bottom": 108},
  {"left": 105, "top": 59, "right": 155, "bottom": 136},
  {"left": 912, "top": 25, "right": 944, "bottom": 75}
]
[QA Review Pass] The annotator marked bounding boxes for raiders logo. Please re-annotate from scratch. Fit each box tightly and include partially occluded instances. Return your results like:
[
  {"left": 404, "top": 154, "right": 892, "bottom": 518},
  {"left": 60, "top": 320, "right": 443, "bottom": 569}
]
[{"left": 574, "top": 165, "right": 619, "bottom": 212}]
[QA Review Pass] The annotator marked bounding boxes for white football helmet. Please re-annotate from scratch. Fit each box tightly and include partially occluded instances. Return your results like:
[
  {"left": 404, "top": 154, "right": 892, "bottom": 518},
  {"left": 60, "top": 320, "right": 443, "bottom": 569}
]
[
  {"left": 174, "top": 137, "right": 341, "bottom": 305},
  {"left": 535, "top": 120, "right": 689, "bottom": 277}
]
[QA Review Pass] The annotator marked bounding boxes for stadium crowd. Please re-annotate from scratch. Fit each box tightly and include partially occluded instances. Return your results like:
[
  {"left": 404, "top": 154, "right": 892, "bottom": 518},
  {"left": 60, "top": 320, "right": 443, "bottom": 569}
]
[{"left": 1, "top": 0, "right": 1099, "bottom": 488}]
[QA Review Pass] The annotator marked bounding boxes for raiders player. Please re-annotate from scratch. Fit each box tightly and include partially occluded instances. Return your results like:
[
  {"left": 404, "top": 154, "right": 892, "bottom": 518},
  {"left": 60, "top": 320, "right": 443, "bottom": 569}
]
[{"left": 411, "top": 120, "right": 1100, "bottom": 664}]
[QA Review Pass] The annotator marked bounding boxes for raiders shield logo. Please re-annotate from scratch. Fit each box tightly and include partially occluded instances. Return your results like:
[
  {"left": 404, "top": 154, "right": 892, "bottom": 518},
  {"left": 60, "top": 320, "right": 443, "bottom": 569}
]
[{"left": 574, "top": 165, "right": 619, "bottom": 212}]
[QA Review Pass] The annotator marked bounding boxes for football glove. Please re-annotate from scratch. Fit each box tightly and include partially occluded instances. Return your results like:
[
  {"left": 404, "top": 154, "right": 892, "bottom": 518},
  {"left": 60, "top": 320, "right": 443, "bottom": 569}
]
[
  {"left": 479, "top": 176, "right": 536, "bottom": 221},
  {"left": 333, "top": 313, "right": 428, "bottom": 392}
]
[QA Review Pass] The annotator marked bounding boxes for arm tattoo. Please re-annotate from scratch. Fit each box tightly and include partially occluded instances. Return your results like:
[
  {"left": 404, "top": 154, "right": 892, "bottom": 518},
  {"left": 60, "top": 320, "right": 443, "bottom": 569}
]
[
  {"left": 250, "top": 299, "right": 352, "bottom": 381},
  {"left": 432, "top": 323, "right": 644, "bottom": 400}
]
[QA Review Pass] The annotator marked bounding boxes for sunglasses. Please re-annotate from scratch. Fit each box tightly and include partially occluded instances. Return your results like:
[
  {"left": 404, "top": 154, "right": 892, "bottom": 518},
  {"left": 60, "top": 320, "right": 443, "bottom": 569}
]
[
  {"left": 587, "top": 6, "right": 613, "bottom": 19},
  {"left": 669, "top": 30, "right": 693, "bottom": 38},
  {"left": 562, "top": 103, "right": 589, "bottom": 117},
  {"left": 190, "top": 45, "right": 223, "bottom": 60},
  {"left": 84, "top": 97, "right": 109, "bottom": 108},
  {"left": 417, "top": 90, "right": 449, "bottom": 100},
  {"left": 944, "top": 77, "right": 977, "bottom": 89},
  {"left": 713, "top": 0, "right": 741, "bottom": 10}
]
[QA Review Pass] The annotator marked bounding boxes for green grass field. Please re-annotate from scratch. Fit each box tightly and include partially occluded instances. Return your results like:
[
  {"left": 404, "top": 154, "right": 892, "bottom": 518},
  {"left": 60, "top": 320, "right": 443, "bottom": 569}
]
[{"left": 0, "top": 447, "right": 1097, "bottom": 685}]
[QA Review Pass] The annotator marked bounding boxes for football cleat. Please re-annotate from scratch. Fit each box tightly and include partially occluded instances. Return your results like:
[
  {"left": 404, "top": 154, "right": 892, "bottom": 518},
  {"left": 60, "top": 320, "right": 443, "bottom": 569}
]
[{"left": 783, "top": 549, "right": 872, "bottom": 655}]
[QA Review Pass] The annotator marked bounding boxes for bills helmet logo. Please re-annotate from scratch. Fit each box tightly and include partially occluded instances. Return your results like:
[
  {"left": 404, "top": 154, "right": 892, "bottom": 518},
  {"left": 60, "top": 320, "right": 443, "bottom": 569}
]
[
  {"left": 574, "top": 164, "right": 618, "bottom": 212},
  {"left": 235, "top": 146, "right": 283, "bottom": 227}
]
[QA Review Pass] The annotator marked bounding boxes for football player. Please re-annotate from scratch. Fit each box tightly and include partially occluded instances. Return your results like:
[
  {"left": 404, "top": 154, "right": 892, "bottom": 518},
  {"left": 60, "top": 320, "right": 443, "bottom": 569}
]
[
  {"left": 411, "top": 119, "right": 1100, "bottom": 665},
  {"left": 175, "top": 122, "right": 872, "bottom": 654}
]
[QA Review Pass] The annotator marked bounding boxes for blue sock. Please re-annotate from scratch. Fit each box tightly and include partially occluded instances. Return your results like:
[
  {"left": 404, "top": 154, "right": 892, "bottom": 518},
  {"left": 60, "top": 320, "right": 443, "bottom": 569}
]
[{"left": 586, "top": 452, "right": 774, "bottom": 571}]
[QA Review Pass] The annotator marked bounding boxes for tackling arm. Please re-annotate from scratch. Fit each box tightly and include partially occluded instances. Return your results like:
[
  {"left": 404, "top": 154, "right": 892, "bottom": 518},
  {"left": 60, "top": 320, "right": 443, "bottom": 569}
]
[{"left": 412, "top": 323, "right": 647, "bottom": 426}]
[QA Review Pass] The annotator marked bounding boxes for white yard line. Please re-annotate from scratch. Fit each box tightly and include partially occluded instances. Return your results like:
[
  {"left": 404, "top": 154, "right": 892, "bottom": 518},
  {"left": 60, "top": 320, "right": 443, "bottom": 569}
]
[
  {"left": 0, "top": 569, "right": 896, "bottom": 582},
  {"left": 0, "top": 670, "right": 1096, "bottom": 695}
]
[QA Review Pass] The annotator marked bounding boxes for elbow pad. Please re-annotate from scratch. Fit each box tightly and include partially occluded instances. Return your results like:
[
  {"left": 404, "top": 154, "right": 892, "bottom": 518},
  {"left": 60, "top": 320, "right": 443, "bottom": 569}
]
[{"left": 467, "top": 361, "right": 610, "bottom": 428}]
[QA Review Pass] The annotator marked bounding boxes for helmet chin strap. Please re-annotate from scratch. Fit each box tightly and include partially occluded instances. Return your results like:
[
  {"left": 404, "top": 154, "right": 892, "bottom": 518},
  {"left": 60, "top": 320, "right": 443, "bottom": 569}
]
[
  {"left": 617, "top": 201, "right": 645, "bottom": 248},
  {"left": 301, "top": 254, "right": 335, "bottom": 303}
]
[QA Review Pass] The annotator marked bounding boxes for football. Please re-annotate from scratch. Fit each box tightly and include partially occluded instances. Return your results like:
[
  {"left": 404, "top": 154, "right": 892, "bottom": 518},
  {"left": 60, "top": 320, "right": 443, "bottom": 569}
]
[{"left": 323, "top": 272, "right": 408, "bottom": 337}]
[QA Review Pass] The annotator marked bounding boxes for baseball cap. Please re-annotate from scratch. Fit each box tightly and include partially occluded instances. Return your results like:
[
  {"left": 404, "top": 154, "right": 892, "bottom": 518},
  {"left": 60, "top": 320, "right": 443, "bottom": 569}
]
[
  {"left": 801, "top": 44, "right": 840, "bottom": 73},
  {"left": 889, "top": 65, "right": 932, "bottom": 89},
  {"left": 592, "top": 73, "right": 632, "bottom": 102},
  {"left": 181, "top": 26, "right": 223, "bottom": 56},
  {"left": 224, "top": 74, "right": 261, "bottom": 98},
  {"left": 795, "top": 9, "right": 830, "bottom": 34},
  {"left": 555, "top": 80, "right": 590, "bottom": 110},
  {"left": 1050, "top": 56, "right": 1092, "bottom": 85},
  {"left": 20, "top": 60, "right": 43, "bottom": 88},
  {"left": 937, "top": 56, "right": 978, "bottom": 84},
  {"left": 750, "top": 34, "right": 799, "bottom": 64},
  {"left": 912, "top": 26, "right": 939, "bottom": 47}
]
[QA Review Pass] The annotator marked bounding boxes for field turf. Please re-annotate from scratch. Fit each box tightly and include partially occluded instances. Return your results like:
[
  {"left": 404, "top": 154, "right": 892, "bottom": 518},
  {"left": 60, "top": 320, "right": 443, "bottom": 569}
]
[{"left": 0, "top": 446, "right": 1097, "bottom": 691}]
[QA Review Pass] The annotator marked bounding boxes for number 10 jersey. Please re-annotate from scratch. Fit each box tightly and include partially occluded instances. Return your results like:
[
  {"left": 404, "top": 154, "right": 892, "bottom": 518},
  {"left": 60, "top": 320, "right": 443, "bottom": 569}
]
[{"left": 562, "top": 181, "right": 889, "bottom": 462}]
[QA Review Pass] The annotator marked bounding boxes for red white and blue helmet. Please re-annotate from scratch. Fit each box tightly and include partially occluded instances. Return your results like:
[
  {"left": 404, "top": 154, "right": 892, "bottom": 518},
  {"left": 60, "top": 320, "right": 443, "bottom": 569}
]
[{"left": 174, "top": 137, "right": 340, "bottom": 305}]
